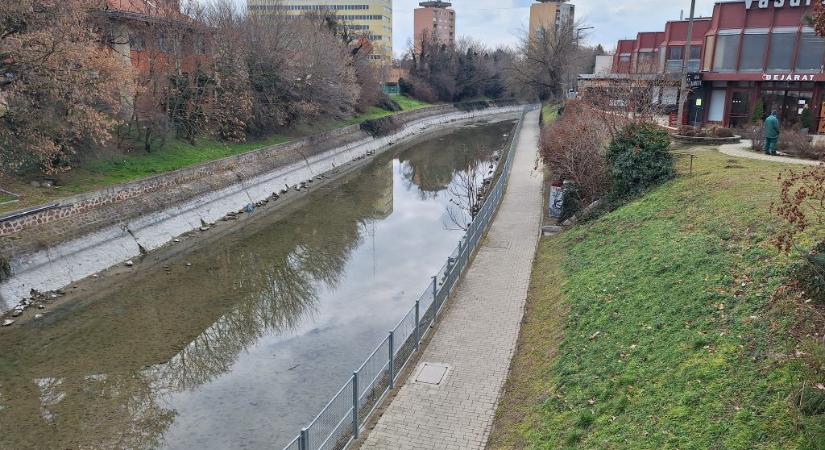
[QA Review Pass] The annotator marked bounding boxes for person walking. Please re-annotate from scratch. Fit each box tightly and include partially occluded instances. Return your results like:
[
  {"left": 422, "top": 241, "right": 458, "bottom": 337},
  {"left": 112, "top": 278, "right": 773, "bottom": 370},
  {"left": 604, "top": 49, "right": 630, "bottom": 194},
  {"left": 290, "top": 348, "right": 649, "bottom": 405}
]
[{"left": 764, "top": 110, "right": 780, "bottom": 156}]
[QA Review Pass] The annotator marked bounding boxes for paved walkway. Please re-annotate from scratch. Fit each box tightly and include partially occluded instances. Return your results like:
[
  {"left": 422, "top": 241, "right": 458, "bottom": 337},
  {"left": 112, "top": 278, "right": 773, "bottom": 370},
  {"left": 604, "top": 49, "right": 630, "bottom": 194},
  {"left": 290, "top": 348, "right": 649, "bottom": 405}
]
[
  {"left": 719, "top": 140, "right": 822, "bottom": 166},
  {"left": 360, "top": 109, "right": 543, "bottom": 450}
]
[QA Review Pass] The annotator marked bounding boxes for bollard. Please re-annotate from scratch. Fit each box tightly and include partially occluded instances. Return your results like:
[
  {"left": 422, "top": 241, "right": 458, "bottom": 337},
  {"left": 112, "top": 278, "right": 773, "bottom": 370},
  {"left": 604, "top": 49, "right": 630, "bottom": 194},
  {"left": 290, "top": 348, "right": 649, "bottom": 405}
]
[
  {"left": 388, "top": 331, "right": 395, "bottom": 389},
  {"left": 352, "top": 372, "right": 359, "bottom": 440}
]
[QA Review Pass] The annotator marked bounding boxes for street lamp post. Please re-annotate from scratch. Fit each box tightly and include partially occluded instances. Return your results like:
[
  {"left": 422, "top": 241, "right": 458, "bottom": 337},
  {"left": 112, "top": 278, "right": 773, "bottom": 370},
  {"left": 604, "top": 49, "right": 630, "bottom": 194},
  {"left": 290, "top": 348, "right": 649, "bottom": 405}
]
[
  {"left": 676, "top": 0, "right": 697, "bottom": 129},
  {"left": 571, "top": 26, "right": 594, "bottom": 96}
]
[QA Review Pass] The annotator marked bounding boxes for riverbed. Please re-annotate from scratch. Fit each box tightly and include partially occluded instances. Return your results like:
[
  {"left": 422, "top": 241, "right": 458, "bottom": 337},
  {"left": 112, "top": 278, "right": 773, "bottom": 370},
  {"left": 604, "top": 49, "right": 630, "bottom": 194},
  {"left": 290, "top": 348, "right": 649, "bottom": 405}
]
[{"left": 0, "top": 119, "right": 515, "bottom": 450}]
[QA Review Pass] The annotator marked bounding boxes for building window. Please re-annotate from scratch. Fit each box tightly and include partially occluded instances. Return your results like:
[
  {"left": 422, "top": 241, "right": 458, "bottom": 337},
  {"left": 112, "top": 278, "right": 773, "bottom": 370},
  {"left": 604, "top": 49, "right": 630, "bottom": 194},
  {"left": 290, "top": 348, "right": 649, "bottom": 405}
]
[
  {"left": 713, "top": 34, "right": 740, "bottom": 72},
  {"left": 667, "top": 46, "right": 683, "bottom": 61},
  {"left": 708, "top": 90, "right": 726, "bottom": 122},
  {"left": 194, "top": 35, "right": 207, "bottom": 55},
  {"left": 796, "top": 32, "right": 825, "bottom": 73},
  {"left": 156, "top": 33, "right": 172, "bottom": 53},
  {"left": 703, "top": 35, "right": 716, "bottom": 71},
  {"left": 740, "top": 33, "right": 768, "bottom": 72},
  {"left": 129, "top": 33, "right": 145, "bottom": 52},
  {"left": 637, "top": 51, "right": 656, "bottom": 72},
  {"left": 767, "top": 32, "right": 796, "bottom": 71}
]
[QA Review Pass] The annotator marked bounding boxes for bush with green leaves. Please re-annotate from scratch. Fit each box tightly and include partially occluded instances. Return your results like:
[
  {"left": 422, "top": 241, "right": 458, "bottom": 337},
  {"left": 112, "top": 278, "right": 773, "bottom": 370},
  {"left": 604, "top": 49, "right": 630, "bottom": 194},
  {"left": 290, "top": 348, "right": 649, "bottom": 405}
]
[{"left": 606, "top": 122, "right": 674, "bottom": 198}]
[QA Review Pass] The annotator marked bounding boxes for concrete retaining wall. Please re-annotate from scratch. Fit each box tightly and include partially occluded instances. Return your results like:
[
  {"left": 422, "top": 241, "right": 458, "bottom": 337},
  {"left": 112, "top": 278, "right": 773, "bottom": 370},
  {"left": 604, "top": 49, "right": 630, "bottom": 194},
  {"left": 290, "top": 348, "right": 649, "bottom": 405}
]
[{"left": 0, "top": 105, "right": 523, "bottom": 313}]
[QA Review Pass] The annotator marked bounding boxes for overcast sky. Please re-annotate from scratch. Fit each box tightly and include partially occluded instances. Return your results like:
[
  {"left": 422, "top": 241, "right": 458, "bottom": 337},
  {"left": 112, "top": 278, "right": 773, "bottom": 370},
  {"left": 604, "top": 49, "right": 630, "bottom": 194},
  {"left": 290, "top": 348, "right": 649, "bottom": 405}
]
[
  {"left": 225, "top": 0, "right": 729, "bottom": 56},
  {"left": 390, "top": 0, "right": 724, "bottom": 55}
]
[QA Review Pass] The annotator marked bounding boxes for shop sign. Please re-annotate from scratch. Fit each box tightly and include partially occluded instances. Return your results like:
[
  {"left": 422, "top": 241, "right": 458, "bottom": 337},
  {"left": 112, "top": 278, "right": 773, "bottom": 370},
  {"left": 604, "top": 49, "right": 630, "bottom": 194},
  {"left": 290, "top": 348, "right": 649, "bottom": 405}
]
[
  {"left": 745, "top": 0, "right": 824, "bottom": 9},
  {"left": 762, "top": 73, "right": 820, "bottom": 81},
  {"left": 687, "top": 72, "right": 703, "bottom": 88}
]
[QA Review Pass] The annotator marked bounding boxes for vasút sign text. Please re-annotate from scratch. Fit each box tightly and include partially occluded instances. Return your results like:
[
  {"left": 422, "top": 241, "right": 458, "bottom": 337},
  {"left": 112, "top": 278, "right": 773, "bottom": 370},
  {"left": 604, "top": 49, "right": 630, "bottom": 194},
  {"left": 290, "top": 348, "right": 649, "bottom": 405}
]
[{"left": 745, "top": 0, "right": 824, "bottom": 9}]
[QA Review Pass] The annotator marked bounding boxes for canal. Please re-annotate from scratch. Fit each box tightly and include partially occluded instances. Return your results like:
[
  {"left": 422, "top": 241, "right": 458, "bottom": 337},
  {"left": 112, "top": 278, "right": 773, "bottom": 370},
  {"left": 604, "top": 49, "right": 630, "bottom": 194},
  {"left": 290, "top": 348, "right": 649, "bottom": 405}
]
[{"left": 0, "top": 119, "right": 516, "bottom": 450}]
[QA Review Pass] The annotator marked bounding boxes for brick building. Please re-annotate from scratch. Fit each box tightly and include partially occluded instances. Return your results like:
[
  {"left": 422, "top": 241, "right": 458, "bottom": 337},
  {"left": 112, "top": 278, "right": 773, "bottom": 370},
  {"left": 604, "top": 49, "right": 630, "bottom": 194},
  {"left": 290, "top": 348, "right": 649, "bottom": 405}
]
[
  {"left": 101, "top": 0, "right": 209, "bottom": 75},
  {"left": 581, "top": 0, "right": 825, "bottom": 132}
]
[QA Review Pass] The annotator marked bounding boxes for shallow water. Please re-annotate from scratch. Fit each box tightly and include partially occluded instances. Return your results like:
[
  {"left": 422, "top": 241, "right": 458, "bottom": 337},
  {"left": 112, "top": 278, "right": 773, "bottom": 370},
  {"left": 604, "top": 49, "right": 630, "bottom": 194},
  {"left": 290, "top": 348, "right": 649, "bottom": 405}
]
[{"left": 0, "top": 120, "right": 515, "bottom": 450}]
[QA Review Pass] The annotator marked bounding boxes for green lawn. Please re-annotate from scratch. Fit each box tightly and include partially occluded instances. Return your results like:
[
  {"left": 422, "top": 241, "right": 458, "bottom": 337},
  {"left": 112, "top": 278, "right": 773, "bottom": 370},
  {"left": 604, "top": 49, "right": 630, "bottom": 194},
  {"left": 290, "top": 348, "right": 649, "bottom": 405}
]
[
  {"left": 81, "top": 96, "right": 430, "bottom": 187},
  {"left": 541, "top": 103, "right": 560, "bottom": 125},
  {"left": 393, "top": 95, "right": 430, "bottom": 111},
  {"left": 0, "top": 96, "right": 431, "bottom": 214},
  {"left": 0, "top": 194, "right": 17, "bottom": 205},
  {"left": 489, "top": 150, "right": 824, "bottom": 449}
]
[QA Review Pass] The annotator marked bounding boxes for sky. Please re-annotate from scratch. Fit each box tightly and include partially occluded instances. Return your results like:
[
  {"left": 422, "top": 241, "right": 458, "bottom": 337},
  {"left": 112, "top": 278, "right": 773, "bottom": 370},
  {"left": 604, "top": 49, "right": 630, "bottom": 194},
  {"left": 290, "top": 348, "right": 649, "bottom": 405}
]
[
  {"left": 224, "top": 0, "right": 730, "bottom": 56},
  {"left": 390, "top": 0, "right": 724, "bottom": 56}
]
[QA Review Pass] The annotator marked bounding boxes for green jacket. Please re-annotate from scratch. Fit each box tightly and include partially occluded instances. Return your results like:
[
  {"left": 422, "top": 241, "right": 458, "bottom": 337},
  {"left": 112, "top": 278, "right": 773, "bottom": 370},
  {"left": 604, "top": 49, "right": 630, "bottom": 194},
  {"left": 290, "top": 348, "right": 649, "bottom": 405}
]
[{"left": 764, "top": 114, "right": 780, "bottom": 139}]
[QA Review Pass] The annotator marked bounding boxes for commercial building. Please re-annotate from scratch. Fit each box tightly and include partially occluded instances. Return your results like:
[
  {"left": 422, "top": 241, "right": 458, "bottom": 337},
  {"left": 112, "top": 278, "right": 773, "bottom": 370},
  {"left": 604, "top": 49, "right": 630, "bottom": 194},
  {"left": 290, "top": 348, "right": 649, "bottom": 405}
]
[
  {"left": 529, "top": 0, "right": 575, "bottom": 40},
  {"left": 581, "top": 0, "right": 825, "bottom": 133},
  {"left": 247, "top": 0, "right": 393, "bottom": 65},
  {"left": 701, "top": 0, "right": 825, "bottom": 130},
  {"left": 414, "top": 1, "right": 456, "bottom": 51}
]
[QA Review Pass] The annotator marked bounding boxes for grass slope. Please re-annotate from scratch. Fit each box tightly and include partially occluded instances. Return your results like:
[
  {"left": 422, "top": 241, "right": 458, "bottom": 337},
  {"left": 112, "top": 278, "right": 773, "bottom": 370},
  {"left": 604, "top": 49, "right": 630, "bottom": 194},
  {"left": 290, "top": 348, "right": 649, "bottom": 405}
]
[
  {"left": 0, "top": 96, "right": 430, "bottom": 214},
  {"left": 489, "top": 150, "right": 823, "bottom": 449}
]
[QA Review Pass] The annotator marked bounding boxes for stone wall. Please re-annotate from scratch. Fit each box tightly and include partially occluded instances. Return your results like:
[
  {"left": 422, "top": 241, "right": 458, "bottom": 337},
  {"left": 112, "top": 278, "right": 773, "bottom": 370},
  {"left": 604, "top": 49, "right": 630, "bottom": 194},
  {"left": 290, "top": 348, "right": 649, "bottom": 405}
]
[
  {"left": 0, "top": 105, "right": 459, "bottom": 239},
  {"left": 0, "top": 105, "right": 525, "bottom": 313}
]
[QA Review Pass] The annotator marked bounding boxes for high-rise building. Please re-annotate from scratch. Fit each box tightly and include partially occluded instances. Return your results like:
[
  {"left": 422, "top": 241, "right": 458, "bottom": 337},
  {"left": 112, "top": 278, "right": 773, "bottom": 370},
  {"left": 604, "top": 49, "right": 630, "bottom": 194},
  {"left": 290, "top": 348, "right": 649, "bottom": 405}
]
[
  {"left": 529, "top": 0, "right": 574, "bottom": 40},
  {"left": 247, "top": 0, "right": 393, "bottom": 65},
  {"left": 414, "top": 1, "right": 455, "bottom": 51}
]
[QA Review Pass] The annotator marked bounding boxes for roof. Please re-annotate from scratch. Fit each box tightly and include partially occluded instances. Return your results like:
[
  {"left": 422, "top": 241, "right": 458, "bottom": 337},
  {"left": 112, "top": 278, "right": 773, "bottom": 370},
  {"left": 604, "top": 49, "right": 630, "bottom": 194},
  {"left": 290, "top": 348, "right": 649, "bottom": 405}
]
[{"left": 104, "top": 0, "right": 190, "bottom": 23}]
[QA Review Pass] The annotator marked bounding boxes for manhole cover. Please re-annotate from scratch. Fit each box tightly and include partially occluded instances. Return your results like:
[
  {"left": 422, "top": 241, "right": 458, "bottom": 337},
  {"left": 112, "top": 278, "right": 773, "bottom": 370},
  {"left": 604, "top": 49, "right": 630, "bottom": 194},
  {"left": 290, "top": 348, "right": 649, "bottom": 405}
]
[
  {"left": 486, "top": 239, "right": 512, "bottom": 250},
  {"left": 414, "top": 363, "right": 450, "bottom": 385}
]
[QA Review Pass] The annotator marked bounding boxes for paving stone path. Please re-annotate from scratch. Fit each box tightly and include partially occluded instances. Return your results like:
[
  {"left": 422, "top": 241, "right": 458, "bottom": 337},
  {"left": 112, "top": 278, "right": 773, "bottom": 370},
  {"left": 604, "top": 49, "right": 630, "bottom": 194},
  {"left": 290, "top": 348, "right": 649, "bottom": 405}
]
[
  {"left": 360, "top": 109, "right": 544, "bottom": 450},
  {"left": 719, "top": 140, "right": 822, "bottom": 166}
]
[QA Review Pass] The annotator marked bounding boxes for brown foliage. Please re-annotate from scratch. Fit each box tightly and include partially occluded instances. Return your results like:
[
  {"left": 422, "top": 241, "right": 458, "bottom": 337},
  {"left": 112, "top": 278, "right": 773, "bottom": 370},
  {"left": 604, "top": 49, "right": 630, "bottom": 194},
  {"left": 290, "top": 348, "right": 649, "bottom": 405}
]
[
  {"left": 579, "top": 75, "right": 676, "bottom": 139},
  {"left": 0, "top": 0, "right": 133, "bottom": 173},
  {"left": 813, "top": 1, "right": 825, "bottom": 37},
  {"left": 539, "top": 101, "right": 609, "bottom": 204},
  {"left": 779, "top": 130, "right": 825, "bottom": 161},
  {"left": 773, "top": 165, "right": 825, "bottom": 253},
  {"left": 677, "top": 126, "right": 735, "bottom": 138}
]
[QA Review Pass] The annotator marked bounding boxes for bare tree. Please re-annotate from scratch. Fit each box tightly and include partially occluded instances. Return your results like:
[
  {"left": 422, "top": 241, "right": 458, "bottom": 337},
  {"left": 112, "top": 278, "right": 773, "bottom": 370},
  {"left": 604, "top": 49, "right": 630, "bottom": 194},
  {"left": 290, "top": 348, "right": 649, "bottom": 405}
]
[
  {"left": 444, "top": 147, "right": 490, "bottom": 231},
  {"left": 510, "top": 19, "right": 581, "bottom": 101},
  {"left": 578, "top": 72, "right": 678, "bottom": 138},
  {"left": 0, "top": 0, "right": 133, "bottom": 173}
]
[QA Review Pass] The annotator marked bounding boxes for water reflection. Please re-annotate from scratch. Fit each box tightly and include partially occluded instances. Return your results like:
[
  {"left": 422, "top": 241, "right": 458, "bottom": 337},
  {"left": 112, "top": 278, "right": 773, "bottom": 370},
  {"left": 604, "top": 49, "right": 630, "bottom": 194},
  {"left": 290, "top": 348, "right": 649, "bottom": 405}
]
[
  {"left": 399, "top": 121, "right": 503, "bottom": 197},
  {"left": 0, "top": 120, "right": 515, "bottom": 450}
]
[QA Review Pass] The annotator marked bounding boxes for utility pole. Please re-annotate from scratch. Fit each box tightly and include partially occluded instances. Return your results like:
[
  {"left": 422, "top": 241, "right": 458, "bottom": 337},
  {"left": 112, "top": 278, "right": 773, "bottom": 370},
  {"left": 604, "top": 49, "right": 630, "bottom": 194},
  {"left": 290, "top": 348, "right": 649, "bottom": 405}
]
[{"left": 676, "top": 0, "right": 696, "bottom": 129}]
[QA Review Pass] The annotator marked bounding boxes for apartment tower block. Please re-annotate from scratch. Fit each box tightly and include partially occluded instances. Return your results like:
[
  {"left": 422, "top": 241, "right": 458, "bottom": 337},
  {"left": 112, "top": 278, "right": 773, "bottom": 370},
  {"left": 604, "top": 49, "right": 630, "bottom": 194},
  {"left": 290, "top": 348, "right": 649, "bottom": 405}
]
[
  {"left": 529, "top": 0, "right": 575, "bottom": 40},
  {"left": 247, "top": 0, "right": 393, "bottom": 64},
  {"left": 414, "top": 1, "right": 456, "bottom": 51}
]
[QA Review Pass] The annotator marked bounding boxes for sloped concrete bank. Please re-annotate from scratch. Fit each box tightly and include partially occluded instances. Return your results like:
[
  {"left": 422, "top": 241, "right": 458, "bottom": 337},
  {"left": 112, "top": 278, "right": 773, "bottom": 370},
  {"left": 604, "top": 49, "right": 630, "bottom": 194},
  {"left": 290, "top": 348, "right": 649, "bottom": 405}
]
[{"left": 0, "top": 105, "right": 523, "bottom": 313}]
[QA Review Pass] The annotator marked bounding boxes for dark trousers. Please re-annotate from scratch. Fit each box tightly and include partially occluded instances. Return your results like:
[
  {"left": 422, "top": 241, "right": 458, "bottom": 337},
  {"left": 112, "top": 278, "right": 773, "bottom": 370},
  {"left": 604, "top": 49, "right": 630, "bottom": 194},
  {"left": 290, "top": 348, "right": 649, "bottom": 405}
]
[{"left": 764, "top": 137, "right": 778, "bottom": 155}]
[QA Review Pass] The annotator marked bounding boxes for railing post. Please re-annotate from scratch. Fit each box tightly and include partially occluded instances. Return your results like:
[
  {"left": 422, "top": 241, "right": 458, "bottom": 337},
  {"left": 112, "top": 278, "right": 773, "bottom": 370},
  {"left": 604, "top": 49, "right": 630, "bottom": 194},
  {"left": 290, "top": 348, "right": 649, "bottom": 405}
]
[
  {"left": 300, "top": 428, "right": 308, "bottom": 450},
  {"left": 388, "top": 331, "right": 395, "bottom": 389},
  {"left": 414, "top": 300, "right": 420, "bottom": 350},
  {"left": 431, "top": 276, "right": 438, "bottom": 317},
  {"left": 352, "top": 372, "right": 359, "bottom": 440}
]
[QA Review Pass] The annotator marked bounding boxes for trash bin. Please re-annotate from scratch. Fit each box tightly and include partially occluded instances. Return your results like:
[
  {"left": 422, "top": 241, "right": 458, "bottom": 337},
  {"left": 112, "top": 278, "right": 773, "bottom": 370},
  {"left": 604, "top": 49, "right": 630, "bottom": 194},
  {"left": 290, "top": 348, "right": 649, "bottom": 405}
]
[{"left": 548, "top": 180, "right": 564, "bottom": 219}]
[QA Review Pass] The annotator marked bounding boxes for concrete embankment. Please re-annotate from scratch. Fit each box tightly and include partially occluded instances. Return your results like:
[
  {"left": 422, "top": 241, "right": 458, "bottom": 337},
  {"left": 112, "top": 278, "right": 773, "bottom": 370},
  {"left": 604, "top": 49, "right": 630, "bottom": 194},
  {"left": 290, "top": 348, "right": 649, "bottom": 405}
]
[{"left": 0, "top": 105, "right": 523, "bottom": 313}]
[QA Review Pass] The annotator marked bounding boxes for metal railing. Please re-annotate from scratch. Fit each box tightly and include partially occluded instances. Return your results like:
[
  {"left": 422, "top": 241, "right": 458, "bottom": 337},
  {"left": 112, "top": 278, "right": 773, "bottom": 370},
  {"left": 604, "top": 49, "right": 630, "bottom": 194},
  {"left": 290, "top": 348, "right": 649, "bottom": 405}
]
[{"left": 283, "top": 105, "right": 534, "bottom": 450}]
